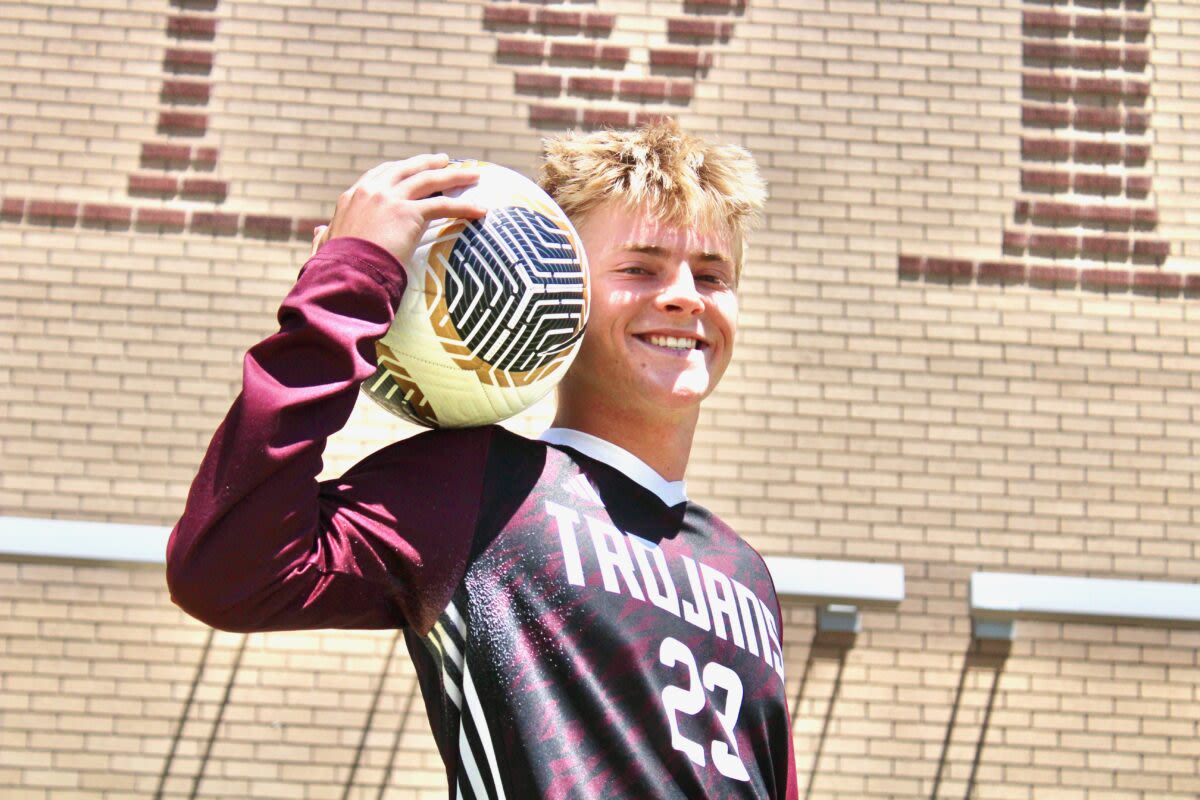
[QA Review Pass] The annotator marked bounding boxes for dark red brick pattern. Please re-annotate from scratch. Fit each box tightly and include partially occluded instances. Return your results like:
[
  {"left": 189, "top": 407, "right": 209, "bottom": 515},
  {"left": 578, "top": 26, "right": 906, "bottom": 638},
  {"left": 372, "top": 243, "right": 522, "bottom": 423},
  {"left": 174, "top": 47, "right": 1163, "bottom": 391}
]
[
  {"left": 483, "top": 1, "right": 746, "bottom": 128},
  {"left": 903, "top": 0, "right": 1178, "bottom": 293}
]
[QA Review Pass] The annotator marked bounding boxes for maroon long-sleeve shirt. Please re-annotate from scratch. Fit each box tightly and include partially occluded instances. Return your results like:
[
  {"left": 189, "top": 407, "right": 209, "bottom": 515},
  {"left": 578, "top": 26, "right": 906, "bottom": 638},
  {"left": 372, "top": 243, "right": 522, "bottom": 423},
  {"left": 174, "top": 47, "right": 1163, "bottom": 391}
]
[{"left": 167, "top": 237, "right": 799, "bottom": 799}]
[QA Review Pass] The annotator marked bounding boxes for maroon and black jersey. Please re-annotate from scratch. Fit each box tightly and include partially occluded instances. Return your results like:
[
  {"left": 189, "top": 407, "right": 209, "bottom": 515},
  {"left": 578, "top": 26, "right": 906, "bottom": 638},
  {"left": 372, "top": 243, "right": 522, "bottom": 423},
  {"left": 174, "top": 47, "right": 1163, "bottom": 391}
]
[{"left": 167, "top": 238, "right": 799, "bottom": 799}]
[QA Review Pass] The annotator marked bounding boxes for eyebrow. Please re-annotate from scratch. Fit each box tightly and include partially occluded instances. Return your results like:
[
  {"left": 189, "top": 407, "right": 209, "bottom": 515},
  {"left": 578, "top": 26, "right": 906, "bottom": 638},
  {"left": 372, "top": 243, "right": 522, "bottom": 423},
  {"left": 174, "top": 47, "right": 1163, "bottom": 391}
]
[{"left": 620, "top": 243, "right": 732, "bottom": 264}]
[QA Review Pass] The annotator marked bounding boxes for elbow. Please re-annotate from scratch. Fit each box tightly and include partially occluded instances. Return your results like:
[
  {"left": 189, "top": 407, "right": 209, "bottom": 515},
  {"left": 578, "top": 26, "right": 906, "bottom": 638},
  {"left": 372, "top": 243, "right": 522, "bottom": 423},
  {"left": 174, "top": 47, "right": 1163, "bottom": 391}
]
[
  {"left": 166, "top": 561, "right": 252, "bottom": 633},
  {"left": 166, "top": 535, "right": 264, "bottom": 634}
]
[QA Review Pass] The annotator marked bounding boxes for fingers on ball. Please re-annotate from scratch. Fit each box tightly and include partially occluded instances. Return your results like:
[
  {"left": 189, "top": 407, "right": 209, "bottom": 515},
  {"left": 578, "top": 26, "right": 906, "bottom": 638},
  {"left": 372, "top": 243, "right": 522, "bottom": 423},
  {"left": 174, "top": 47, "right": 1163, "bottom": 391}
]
[
  {"left": 399, "top": 165, "right": 480, "bottom": 202},
  {"left": 417, "top": 196, "right": 487, "bottom": 222},
  {"left": 381, "top": 153, "right": 451, "bottom": 186},
  {"left": 351, "top": 154, "right": 450, "bottom": 196}
]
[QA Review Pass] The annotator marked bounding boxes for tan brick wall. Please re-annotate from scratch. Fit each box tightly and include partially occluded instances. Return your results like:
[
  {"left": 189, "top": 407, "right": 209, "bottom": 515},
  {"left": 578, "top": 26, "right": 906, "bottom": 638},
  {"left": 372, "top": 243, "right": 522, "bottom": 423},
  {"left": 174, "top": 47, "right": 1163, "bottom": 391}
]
[{"left": 3, "top": 0, "right": 1200, "bottom": 797}]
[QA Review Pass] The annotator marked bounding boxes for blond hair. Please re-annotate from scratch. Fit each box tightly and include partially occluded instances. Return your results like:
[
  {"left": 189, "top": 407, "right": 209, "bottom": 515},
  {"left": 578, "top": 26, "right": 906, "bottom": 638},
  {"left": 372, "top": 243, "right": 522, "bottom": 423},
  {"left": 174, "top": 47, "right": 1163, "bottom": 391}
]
[{"left": 538, "top": 119, "right": 766, "bottom": 272}]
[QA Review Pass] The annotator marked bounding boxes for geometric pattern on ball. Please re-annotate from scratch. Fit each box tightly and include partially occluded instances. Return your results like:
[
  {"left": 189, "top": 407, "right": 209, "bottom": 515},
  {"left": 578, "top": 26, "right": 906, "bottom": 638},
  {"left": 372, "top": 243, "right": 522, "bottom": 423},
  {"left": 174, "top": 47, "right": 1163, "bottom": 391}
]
[
  {"left": 362, "top": 346, "right": 438, "bottom": 427},
  {"left": 431, "top": 205, "right": 587, "bottom": 379},
  {"left": 361, "top": 161, "right": 591, "bottom": 429}
]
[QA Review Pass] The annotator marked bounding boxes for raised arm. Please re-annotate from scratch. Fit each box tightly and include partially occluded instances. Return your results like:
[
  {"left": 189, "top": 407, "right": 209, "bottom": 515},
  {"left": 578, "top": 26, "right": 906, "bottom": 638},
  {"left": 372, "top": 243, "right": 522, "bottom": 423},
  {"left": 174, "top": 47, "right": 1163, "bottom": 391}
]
[{"left": 166, "top": 156, "right": 488, "bottom": 633}]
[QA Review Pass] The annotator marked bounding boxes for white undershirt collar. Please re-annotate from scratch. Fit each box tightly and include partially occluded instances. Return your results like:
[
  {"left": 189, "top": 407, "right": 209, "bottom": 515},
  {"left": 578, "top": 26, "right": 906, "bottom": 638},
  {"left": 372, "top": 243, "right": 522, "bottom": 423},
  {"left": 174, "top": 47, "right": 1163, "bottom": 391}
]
[{"left": 539, "top": 428, "right": 689, "bottom": 507}]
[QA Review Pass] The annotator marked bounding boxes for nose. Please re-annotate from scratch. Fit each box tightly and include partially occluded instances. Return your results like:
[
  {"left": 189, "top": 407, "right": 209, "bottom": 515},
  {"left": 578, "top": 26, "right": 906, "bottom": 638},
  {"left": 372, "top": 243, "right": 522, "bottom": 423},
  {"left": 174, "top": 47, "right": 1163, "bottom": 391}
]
[{"left": 656, "top": 264, "right": 704, "bottom": 316}]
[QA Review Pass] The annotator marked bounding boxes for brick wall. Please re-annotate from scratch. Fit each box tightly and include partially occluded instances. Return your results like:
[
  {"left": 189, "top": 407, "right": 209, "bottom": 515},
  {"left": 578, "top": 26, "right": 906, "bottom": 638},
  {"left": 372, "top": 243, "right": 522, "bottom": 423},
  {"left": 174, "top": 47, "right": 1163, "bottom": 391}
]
[{"left": 2, "top": 0, "right": 1199, "bottom": 797}]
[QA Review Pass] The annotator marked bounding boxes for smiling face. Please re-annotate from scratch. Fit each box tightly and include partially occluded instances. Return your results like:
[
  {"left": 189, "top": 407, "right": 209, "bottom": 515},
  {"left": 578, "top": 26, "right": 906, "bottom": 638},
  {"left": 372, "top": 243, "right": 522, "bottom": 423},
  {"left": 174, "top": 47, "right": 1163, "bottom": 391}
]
[{"left": 555, "top": 201, "right": 739, "bottom": 427}]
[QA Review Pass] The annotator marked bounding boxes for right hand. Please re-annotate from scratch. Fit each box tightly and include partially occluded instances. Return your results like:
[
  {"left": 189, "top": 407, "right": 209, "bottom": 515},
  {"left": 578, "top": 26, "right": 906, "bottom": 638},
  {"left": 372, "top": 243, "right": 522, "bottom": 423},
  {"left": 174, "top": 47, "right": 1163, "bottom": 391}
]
[{"left": 311, "top": 154, "right": 487, "bottom": 266}]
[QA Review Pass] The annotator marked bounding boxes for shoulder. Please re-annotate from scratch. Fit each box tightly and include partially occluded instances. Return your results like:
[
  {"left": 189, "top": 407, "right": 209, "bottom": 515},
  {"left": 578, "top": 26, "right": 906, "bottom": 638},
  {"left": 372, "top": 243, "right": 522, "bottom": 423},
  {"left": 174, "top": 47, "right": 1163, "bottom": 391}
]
[
  {"left": 475, "top": 426, "right": 610, "bottom": 477},
  {"left": 335, "top": 427, "right": 519, "bottom": 502},
  {"left": 349, "top": 425, "right": 498, "bottom": 474},
  {"left": 360, "top": 424, "right": 579, "bottom": 477}
]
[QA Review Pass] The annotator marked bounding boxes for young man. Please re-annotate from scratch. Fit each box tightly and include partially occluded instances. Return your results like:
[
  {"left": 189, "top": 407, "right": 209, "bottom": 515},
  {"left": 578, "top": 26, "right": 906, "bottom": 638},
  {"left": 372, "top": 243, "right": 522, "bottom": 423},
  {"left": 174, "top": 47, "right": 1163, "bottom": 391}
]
[{"left": 168, "top": 121, "right": 799, "bottom": 799}]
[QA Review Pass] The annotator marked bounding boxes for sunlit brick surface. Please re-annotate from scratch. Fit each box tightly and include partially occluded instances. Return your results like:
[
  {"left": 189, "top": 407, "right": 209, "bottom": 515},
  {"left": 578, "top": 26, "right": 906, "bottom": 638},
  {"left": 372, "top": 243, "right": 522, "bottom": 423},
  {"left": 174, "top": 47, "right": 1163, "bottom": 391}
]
[{"left": 2, "top": 1, "right": 1200, "bottom": 797}]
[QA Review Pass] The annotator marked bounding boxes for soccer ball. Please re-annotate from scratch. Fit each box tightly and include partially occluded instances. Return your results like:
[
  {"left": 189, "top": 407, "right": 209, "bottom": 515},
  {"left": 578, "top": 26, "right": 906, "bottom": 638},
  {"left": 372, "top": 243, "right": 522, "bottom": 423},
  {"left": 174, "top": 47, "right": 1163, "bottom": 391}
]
[{"left": 361, "top": 161, "right": 590, "bottom": 428}]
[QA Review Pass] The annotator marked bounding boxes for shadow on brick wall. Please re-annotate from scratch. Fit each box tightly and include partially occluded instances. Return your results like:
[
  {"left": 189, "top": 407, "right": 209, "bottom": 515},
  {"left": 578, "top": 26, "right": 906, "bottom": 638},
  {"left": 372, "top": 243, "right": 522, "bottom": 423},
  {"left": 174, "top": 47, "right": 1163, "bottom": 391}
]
[
  {"left": 154, "top": 629, "right": 246, "bottom": 799},
  {"left": 154, "top": 628, "right": 212, "bottom": 799},
  {"left": 790, "top": 635, "right": 850, "bottom": 800},
  {"left": 929, "top": 644, "right": 1009, "bottom": 800},
  {"left": 152, "top": 629, "right": 416, "bottom": 798},
  {"left": 340, "top": 631, "right": 412, "bottom": 800}
]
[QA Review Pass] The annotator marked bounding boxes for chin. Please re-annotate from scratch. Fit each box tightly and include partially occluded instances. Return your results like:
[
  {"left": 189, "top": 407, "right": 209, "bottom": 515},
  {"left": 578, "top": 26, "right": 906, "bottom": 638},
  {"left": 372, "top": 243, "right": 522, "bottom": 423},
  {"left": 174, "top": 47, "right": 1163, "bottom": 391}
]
[{"left": 653, "top": 379, "right": 714, "bottom": 409}]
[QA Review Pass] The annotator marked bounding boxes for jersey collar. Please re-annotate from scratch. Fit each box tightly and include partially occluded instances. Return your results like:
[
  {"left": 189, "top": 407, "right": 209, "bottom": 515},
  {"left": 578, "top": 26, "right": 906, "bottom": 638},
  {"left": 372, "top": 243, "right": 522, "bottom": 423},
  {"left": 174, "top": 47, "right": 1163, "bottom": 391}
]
[{"left": 539, "top": 428, "right": 689, "bottom": 507}]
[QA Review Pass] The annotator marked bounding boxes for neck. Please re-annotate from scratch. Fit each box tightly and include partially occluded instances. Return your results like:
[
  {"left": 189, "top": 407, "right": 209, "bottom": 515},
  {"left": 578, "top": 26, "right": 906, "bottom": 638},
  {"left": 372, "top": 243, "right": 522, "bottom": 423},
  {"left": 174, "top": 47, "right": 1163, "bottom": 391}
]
[{"left": 552, "top": 396, "right": 699, "bottom": 482}]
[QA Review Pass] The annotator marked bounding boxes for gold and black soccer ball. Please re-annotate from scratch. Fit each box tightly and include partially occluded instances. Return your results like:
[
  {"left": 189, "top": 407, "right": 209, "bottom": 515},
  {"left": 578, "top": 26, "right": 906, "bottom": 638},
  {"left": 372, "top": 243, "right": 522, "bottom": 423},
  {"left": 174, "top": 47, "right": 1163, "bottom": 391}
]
[{"left": 362, "top": 161, "right": 590, "bottom": 428}]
